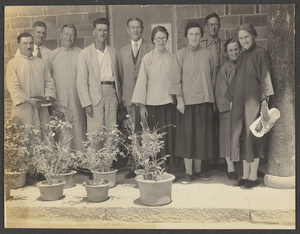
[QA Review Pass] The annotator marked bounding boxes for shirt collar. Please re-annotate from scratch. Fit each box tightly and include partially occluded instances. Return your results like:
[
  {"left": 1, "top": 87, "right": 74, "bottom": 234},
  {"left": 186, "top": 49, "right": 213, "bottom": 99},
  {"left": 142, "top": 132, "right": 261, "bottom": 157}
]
[
  {"left": 207, "top": 37, "right": 220, "bottom": 46},
  {"left": 153, "top": 47, "right": 166, "bottom": 55},
  {"left": 131, "top": 38, "right": 143, "bottom": 47},
  {"left": 19, "top": 54, "right": 34, "bottom": 60},
  {"left": 94, "top": 43, "right": 108, "bottom": 54},
  {"left": 34, "top": 44, "right": 43, "bottom": 50}
]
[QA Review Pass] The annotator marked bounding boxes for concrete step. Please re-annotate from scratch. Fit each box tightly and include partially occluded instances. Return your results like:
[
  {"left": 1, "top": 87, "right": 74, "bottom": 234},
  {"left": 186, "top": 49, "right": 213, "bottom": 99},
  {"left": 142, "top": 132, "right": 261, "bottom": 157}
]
[{"left": 5, "top": 168, "right": 295, "bottom": 229}]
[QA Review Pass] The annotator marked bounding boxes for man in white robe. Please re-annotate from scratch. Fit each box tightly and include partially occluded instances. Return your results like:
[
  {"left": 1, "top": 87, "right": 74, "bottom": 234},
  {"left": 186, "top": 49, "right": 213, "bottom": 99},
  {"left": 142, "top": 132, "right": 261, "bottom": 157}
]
[
  {"left": 50, "top": 25, "right": 86, "bottom": 151},
  {"left": 6, "top": 32, "right": 56, "bottom": 129}
]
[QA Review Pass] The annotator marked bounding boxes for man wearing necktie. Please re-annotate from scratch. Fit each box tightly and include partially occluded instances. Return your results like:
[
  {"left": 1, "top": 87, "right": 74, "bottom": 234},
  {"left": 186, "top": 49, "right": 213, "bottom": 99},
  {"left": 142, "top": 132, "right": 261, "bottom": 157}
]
[
  {"left": 200, "top": 13, "right": 227, "bottom": 171},
  {"left": 119, "top": 17, "right": 154, "bottom": 178},
  {"left": 15, "top": 21, "right": 52, "bottom": 69}
]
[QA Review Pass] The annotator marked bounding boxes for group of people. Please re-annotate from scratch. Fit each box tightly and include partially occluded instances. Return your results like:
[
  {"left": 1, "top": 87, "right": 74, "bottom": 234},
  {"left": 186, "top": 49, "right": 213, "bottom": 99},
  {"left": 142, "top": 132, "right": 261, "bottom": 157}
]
[{"left": 6, "top": 12, "right": 274, "bottom": 189}]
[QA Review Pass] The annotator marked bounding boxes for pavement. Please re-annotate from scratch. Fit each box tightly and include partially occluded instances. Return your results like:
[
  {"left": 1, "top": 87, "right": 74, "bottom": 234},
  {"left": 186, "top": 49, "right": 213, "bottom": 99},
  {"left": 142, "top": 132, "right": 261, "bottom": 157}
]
[{"left": 4, "top": 162, "right": 295, "bottom": 230}]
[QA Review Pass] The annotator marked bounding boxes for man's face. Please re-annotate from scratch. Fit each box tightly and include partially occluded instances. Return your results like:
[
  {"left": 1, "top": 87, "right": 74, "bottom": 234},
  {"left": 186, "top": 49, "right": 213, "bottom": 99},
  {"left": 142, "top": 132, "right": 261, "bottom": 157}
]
[
  {"left": 205, "top": 17, "right": 220, "bottom": 38},
  {"left": 32, "top": 26, "right": 47, "bottom": 46},
  {"left": 61, "top": 27, "right": 76, "bottom": 49},
  {"left": 93, "top": 24, "right": 108, "bottom": 44},
  {"left": 19, "top": 37, "right": 34, "bottom": 57},
  {"left": 127, "top": 20, "right": 143, "bottom": 42}
]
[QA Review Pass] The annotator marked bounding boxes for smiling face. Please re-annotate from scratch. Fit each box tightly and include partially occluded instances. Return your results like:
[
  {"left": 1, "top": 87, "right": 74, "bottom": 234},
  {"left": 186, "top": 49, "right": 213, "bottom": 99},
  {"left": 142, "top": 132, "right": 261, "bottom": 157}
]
[
  {"left": 127, "top": 20, "right": 143, "bottom": 42},
  {"left": 226, "top": 42, "right": 240, "bottom": 61},
  {"left": 153, "top": 31, "right": 167, "bottom": 52},
  {"left": 187, "top": 27, "right": 201, "bottom": 48},
  {"left": 19, "top": 36, "right": 34, "bottom": 57},
  {"left": 93, "top": 24, "right": 108, "bottom": 44},
  {"left": 205, "top": 17, "right": 220, "bottom": 38},
  {"left": 32, "top": 26, "right": 47, "bottom": 46},
  {"left": 238, "top": 30, "right": 254, "bottom": 50},
  {"left": 61, "top": 27, "right": 76, "bottom": 49}
]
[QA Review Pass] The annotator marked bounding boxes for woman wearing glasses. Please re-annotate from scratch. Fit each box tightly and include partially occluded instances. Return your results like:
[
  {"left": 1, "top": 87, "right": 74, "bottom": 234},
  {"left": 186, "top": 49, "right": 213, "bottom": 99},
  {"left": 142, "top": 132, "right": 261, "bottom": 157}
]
[
  {"left": 132, "top": 26, "right": 177, "bottom": 173},
  {"left": 225, "top": 23, "right": 274, "bottom": 188},
  {"left": 169, "top": 22, "right": 215, "bottom": 184}
]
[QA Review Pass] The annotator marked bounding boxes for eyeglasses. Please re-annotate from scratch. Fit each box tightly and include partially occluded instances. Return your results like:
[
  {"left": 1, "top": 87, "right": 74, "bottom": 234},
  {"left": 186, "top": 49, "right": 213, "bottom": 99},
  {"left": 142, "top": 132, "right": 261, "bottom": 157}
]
[
  {"left": 207, "top": 23, "right": 220, "bottom": 28},
  {"left": 154, "top": 37, "right": 168, "bottom": 42}
]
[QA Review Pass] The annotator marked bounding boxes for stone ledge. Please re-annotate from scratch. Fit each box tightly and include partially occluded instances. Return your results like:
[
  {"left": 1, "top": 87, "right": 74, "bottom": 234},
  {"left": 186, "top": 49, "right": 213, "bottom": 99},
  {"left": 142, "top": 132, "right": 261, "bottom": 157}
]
[{"left": 264, "top": 174, "right": 295, "bottom": 189}]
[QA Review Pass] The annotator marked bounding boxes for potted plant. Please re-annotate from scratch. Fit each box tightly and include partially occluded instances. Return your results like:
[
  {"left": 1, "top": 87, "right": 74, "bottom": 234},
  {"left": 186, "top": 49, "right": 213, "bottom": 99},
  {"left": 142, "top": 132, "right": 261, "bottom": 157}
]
[
  {"left": 31, "top": 111, "right": 76, "bottom": 201},
  {"left": 82, "top": 178, "right": 110, "bottom": 202},
  {"left": 74, "top": 124, "right": 125, "bottom": 188},
  {"left": 124, "top": 115, "right": 175, "bottom": 206},
  {"left": 4, "top": 117, "right": 40, "bottom": 189}
]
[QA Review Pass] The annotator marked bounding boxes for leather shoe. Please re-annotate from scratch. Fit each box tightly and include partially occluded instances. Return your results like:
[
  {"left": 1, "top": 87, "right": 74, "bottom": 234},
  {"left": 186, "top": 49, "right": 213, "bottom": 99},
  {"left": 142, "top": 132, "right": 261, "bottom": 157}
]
[
  {"left": 124, "top": 170, "right": 136, "bottom": 179},
  {"left": 227, "top": 172, "right": 238, "bottom": 180},
  {"left": 244, "top": 179, "right": 259, "bottom": 188},
  {"left": 233, "top": 178, "right": 248, "bottom": 186}
]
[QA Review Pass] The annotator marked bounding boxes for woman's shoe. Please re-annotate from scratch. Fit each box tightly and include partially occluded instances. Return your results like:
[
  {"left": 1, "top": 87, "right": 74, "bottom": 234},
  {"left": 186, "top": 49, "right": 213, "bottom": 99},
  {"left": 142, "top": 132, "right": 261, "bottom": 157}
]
[
  {"left": 233, "top": 178, "right": 248, "bottom": 186},
  {"left": 244, "top": 179, "right": 259, "bottom": 188},
  {"left": 227, "top": 172, "right": 238, "bottom": 180}
]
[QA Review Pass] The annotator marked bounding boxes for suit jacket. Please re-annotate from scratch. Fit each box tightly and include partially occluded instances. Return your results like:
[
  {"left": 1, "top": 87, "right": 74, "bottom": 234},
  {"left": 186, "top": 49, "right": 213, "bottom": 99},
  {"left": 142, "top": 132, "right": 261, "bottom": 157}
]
[
  {"left": 77, "top": 43, "right": 122, "bottom": 108},
  {"left": 119, "top": 39, "right": 154, "bottom": 106}
]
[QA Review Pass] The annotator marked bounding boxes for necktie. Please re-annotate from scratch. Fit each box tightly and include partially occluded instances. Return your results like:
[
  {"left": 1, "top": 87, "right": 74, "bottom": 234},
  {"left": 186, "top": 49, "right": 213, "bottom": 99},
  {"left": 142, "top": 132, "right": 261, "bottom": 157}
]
[
  {"left": 37, "top": 46, "right": 42, "bottom": 59},
  {"left": 133, "top": 43, "right": 138, "bottom": 57},
  {"left": 211, "top": 41, "right": 219, "bottom": 69}
]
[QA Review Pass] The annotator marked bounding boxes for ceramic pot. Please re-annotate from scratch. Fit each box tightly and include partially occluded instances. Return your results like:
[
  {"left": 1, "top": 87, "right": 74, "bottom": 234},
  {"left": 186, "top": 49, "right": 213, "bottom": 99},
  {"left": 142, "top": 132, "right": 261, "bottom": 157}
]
[
  {"left": 83, "top": 180, "right": 109, "bottom": 202},
  {"left": 37, "top": 180, "right": 66, "bottom": 201},
  {"left": 54, "top": 170, "right": 77, "bottom": 188},
  {"left": 92, "top": 169, "right": 117, "bottom": 188},
  {"left": 135, "top": 173, "right": 175, "bottom": 206},
  {"left": 5, "top": 171, "right": 27, "bottom": 189}
]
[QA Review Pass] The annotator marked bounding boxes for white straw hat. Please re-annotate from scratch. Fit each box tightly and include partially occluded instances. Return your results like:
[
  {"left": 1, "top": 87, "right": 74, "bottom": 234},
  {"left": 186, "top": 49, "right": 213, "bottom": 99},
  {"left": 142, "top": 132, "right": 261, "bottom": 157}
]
[{"left": 250, "top": 108, "right": 280, "bottom": 137}]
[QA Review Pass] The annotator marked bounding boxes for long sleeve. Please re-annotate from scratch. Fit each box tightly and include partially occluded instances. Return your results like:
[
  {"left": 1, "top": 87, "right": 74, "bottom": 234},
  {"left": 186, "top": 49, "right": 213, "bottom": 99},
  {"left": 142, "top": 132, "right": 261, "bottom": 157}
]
[
  {"left": 6, "top": 59, "right": 30, "bottom": 106},
  {"left": 77, "top": 51, "right": 92, "bottom": 108},
  {"left": 44, "top": 66, "right": 56, "bottom": 99},
  {"left": 258, "top": 49, "right": 274, "bottom": 101},
  {"left": 215, "top": 63, "right": 231, "bottom": 113},
  {"left": 169, "top": 51, "right": 183, "bottom": 96}
]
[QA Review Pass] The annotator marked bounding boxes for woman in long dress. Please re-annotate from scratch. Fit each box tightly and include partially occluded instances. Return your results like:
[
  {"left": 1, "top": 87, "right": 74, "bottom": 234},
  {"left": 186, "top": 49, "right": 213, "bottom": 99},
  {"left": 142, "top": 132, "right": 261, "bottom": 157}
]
[
  {"left": 225, "top": 23, "right": 274, "bottom": 188},
  {"left": 169, "top": 22, "right": 215, "bottom": 184},
  {"left": 215, "top": 38, "right": 241, "bottom": 181},
  {"left": 132, "top": 26, "right": 177, "bottom": 173}
]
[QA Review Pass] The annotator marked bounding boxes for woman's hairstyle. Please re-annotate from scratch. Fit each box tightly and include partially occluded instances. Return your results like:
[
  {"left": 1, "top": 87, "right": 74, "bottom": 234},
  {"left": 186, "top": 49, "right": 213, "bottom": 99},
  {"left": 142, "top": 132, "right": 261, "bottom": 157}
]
[
  {"left": 224, "top": 38, "right": 241, "bottom": 53},
  {"left": 93, "top": 18, "right": 110, "bottom": 30},
  {"left": 184, "top": 22, "right": 203, "bottom": 38},
  {"left": 151, "top": 26, "right": 169, "bottom": 43},
  {"left": 235, "top": 23, "right": 257, "bottom": 41}
]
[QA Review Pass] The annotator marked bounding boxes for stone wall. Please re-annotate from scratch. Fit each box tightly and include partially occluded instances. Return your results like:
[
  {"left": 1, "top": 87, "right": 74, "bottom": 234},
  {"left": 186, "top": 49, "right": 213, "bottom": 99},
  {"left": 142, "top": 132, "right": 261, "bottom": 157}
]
[{"left": 176, "top": 4, "right": 268, "bottom": 49}]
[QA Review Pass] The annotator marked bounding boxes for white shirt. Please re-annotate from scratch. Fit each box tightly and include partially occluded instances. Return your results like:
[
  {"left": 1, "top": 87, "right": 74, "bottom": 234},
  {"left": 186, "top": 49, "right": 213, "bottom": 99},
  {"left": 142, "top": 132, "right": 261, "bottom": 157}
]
[
  {"left": 131, "top": 38, "right": 143, "bottom": 51},
  {"left": 96, "top": 46, "right": 114, "bottom": 82}
]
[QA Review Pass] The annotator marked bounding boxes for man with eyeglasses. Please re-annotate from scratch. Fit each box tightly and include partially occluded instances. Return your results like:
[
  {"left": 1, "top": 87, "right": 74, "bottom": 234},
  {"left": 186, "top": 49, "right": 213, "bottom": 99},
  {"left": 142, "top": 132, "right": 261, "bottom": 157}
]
[
  {"left": 119, "top": 17, "right": 154, "bottom": 179},
  {"left": 200, "top": 13, "right": 227, "bottom": 171},
  {"left": 77, "top": 18, "right": 122, "bottom": 141}
]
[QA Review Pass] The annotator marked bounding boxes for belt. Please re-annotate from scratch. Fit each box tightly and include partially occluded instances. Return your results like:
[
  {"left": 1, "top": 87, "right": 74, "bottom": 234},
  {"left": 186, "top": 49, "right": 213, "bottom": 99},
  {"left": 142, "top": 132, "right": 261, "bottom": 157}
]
[{"left": 101, "top": 81, "right": 115, "bottom": 85}]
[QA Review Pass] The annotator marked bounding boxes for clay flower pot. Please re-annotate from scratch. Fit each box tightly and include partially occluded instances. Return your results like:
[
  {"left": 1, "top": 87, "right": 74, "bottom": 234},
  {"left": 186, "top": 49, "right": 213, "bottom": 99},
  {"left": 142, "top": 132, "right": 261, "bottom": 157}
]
[
  {"left": 54, "top": 170, "right": 77, "bottom": 188},
  {"left": 5, "top": 171, "right": 27, "bottom": 189},
  {"left": 92, "top": 169, "right": 117, "bottom": 188},
  {"left": 135, "top": 173, "right": 175, "bottom": 206},
  {"left": 83, "top": 179, "right": 110, "bottom": 202},
  {"left": 37, "top": 180, "right": 66, "bottom": 201}
]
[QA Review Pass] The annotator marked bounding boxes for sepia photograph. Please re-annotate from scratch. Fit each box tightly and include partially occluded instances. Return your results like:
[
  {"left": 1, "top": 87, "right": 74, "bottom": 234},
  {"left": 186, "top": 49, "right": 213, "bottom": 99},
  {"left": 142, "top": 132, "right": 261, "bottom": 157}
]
[{"left": 3, "top": 2, "right": 296, "bottom": 231}]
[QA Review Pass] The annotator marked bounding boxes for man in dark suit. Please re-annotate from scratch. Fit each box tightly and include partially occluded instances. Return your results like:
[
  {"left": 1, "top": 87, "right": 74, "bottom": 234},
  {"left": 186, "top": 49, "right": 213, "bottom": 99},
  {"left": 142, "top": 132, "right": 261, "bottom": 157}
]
[{"left": 119, "top": 17, "right": 154, "bottom": 178}]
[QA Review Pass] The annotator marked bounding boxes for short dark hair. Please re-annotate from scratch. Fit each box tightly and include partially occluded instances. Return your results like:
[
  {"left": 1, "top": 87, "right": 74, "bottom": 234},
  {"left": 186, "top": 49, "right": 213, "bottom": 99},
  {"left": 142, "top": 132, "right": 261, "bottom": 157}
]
[
  {"left": 235, "top": 23, "right": 257, "bottom": 41},
  {"left": 17, "top": 32, "right": 33, "bottom": 44},
  {"left": 184, "top": 22, "right": 204, "bottom": 38},
  {"left": 224, "top": 38, "right": 241, "bottom": 53},
  {"left": 32, "top": 21, "right": 47, "bottom": 29},
  {"left": 151, "top": 26, "right": 169, "bottom": 43},
  {"left": 126, "top": 17, "right": 144, "bottom": 28},
  {"left": 205, "top": 13, "right": 220, "bottom": 25},
  {"left": 61, "top": 24, "right": 77, "bottom": 38},
  {"left": 93, "top": 18, "right": 110, "bottom": 30}
]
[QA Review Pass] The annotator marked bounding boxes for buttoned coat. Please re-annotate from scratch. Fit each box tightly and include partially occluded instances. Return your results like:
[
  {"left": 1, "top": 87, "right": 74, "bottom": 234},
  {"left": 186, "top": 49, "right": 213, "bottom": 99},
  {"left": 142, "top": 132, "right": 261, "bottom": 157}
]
[
  {"left": 119, "top": 39, "right": 154, "bottom": 107},
  {"left": 77, "top": 44, "right": 122, "bottom": 108}
]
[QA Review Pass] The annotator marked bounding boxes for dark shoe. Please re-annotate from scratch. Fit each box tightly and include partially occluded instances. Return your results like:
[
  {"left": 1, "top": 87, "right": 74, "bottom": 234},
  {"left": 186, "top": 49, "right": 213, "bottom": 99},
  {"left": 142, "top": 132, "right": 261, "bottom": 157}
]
[
  {"left": 233, "top": 178, "right": 248, "bottom": 186},
  {"left": 181, "top": 174, "right": 192, "bottom": 184},
  {"left": 194, "top": 171, "right": 211, "bottom": 181},
  {"left": 244, "top": 179, "right": 259, "bottom": 188},
  {"left": 124, "top": 170, "right": 136, "bottom": 179},
  {"left": 227, "top": 171, "right": 238, "bottom": 180}
]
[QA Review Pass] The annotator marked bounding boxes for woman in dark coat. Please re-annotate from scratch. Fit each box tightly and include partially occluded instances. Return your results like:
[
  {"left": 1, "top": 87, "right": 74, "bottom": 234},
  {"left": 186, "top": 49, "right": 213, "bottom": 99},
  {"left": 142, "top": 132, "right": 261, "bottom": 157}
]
[{"left": 225, "top": 23, "right": 274, "bottom": 188}]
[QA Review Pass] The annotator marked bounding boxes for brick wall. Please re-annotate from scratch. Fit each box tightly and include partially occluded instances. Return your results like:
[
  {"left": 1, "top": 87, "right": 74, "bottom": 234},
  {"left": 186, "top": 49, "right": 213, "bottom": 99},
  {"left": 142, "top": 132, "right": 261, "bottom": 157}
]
[{"left": 176, "top": 4, "right": 268, "bottom": 49}]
